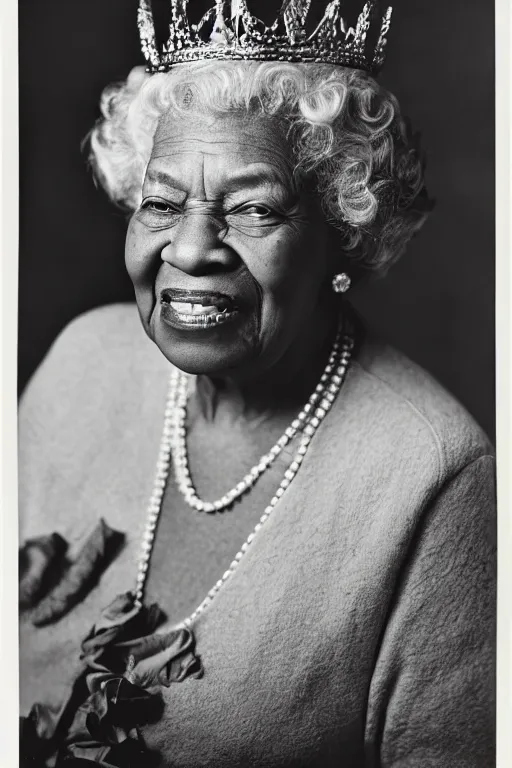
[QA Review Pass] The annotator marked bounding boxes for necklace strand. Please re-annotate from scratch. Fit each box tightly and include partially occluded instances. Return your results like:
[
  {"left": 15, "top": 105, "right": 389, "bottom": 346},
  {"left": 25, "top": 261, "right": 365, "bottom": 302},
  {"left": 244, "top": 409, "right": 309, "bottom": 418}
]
[
  {"left": 135, "top": 317, "right": 354, "bottom": 621},
  {"left": 170, "top": 326, "right": 350, "bottom": 513}
]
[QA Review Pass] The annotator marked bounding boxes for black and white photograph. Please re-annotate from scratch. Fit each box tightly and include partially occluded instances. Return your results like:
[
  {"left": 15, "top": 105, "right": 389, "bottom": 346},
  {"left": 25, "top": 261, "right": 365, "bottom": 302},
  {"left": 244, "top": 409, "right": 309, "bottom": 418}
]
[{"left": 15, "top": 1, "right": 501, "bottom": 765}]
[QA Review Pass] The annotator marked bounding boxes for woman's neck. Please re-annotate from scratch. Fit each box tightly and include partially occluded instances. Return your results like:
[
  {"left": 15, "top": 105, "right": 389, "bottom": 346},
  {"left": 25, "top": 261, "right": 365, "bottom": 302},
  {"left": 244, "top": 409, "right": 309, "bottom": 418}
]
[{"left": 193, "top": 298, "right": 341, "bottom": 428}]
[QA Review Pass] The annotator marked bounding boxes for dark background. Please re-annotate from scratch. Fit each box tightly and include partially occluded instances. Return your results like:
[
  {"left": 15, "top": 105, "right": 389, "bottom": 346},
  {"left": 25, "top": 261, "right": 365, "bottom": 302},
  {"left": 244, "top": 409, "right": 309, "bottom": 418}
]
[{"left": 18, "top": 0, "right": 495, "bottom": 440}]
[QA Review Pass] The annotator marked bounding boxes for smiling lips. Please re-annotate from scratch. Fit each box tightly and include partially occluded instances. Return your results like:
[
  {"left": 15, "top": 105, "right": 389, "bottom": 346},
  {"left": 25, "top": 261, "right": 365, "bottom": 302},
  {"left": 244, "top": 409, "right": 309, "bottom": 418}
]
[{"left": 160, "top": 289, "right": 240, "bottom": 329}]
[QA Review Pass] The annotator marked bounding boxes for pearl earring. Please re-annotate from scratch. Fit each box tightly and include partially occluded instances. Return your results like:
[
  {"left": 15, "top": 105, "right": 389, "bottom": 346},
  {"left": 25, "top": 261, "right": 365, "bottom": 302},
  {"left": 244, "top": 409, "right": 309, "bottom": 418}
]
[{"left": 332, "top": 273, "right": 351, "bottom": 294}]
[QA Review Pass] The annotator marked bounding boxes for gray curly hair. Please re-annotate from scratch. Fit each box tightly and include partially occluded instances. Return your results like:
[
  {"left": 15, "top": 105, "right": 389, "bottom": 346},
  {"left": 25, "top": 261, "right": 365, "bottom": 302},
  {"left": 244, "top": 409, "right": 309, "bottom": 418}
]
[{"left": 88, "top": 61, "right": 432, "bottom": 274}]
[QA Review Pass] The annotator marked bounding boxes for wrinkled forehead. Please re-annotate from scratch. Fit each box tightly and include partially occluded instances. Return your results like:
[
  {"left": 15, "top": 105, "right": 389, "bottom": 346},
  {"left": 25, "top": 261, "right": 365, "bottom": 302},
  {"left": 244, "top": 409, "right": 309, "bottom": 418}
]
[{"left": 150, "top": 109, "right": 295, "bottom": 179}]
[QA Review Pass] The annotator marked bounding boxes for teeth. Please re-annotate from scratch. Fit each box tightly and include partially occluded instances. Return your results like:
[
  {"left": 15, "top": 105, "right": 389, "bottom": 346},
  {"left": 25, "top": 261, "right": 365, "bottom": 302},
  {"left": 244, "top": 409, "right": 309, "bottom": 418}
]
[
  {"left": 197, "top": 305, "right": 218, "bottom": 315},
  {"left": 170, "top": 301, "right": 218, "bottom": 316},
  {"left": 172, "top": 311, "right": 236, "bottom": 326},
  {"left": 164, "top": 297, "right": 238, "bottom": 328}
]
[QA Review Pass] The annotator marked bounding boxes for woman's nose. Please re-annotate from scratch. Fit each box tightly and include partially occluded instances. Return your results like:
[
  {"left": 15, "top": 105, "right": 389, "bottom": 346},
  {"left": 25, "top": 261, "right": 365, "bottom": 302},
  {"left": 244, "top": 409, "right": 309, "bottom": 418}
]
[{"left": 161, "top": 209, "right": 237, "bottom": 276}]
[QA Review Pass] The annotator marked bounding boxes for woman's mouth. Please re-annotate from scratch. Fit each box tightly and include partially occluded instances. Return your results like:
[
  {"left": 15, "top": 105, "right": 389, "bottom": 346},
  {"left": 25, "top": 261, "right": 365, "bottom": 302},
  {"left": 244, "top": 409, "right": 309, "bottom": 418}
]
[{"left": 160, "top": 289, "right": 241, "bottom": 330}]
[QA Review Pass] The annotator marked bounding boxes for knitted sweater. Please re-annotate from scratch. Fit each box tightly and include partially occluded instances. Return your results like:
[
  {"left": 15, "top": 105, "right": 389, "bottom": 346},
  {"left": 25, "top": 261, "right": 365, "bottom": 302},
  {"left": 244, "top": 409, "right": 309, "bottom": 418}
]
[{"left": 19, "top": 303, "right": 496, "bottom": 767}]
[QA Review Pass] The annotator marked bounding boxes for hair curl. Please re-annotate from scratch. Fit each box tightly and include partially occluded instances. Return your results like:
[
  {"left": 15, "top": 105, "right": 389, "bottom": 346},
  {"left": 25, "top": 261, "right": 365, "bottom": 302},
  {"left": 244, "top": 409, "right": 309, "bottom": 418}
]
[{"left": 88, "top": 61, "right": 432, "bottom": 274}]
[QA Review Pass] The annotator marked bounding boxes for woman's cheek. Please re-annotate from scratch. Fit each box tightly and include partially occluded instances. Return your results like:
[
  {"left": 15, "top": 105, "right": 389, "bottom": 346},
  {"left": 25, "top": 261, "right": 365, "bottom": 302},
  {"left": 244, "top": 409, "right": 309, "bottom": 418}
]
[
  {"left": 254, "top": 254, "right": 302, "bottom": 343},
  {"left": 125, "top": 222, "right": 162, "bottom": 327},
  {"left": 234, "top": 229, "right": 301, "bottom": 292},
  {"left": 127, "top": 222, "right": 167, "bottom": 284}
]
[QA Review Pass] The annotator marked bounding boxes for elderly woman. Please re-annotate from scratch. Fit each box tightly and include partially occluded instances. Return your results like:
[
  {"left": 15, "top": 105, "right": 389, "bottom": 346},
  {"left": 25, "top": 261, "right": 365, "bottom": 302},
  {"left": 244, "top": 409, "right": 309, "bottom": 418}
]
[{"left": 19, "top": 2, "right": 495, "bottom": 766}]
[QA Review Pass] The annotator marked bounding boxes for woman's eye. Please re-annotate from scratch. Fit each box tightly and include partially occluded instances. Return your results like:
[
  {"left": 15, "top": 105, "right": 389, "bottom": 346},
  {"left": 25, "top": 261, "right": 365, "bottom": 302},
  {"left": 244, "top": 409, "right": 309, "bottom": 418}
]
[
  {"left": 142, "top": 199, "right": 180, "bottom": 214},
  {"left": 236, "top": 204, "right": 277, "bottom": 219},
  {"left": 243, "top": 205, "right": 272, "bottom": 218},
  {"left": 226, "top": 203, "right": 284, "bottom": 230}
]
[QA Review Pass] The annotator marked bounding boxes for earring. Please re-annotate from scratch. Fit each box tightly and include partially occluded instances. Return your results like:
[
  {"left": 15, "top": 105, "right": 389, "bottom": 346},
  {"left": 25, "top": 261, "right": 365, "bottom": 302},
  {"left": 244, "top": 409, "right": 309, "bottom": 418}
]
[{"left": 332, "top": 273, "right": 351, "bottom": 294}]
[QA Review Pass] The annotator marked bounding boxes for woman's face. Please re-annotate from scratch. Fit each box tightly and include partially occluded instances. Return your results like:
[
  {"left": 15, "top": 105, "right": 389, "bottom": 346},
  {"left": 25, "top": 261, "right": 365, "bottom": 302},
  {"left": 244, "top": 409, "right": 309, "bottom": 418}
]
[{"left": 125, "top": 109, "right": 334, "bottom": 379}]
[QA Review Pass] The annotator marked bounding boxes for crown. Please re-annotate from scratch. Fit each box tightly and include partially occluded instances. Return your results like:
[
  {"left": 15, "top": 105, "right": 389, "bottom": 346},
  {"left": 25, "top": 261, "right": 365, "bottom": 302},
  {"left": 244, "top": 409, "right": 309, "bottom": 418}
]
[{"left": 138, "top": 1, "right": 393, "bottom": 76}]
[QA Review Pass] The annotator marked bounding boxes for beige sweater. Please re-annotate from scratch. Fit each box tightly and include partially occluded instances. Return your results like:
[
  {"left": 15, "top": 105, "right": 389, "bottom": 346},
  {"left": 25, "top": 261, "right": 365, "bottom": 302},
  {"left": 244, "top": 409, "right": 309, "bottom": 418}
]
[{"left": 19, "top": 304, "right": 496, "bottom": 767}]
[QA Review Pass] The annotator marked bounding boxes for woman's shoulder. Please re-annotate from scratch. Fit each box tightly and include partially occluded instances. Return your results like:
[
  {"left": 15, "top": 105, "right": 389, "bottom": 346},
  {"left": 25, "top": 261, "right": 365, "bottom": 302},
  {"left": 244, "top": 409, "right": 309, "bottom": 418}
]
[
  {"left": 20, "top": 300, "right": 170, "bottom": 426},
  {"left": 346, "top": 329, "right": 494, "bottom": 481},
  {"left": 19, "top": 304, "right": 169, "bottom": 540},
  {"left": 39, "top": 302, "right": 166, "bottom": 376},
  {"left": 21, "top": 303, "right": 167, "bottom": 407}
]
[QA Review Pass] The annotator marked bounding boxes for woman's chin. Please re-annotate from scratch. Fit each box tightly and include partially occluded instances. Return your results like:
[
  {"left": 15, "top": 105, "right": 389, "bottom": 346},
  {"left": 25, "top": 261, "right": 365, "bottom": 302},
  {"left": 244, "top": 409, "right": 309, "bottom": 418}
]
[{"left": 151, "top": 311, "right": 259, "bottom": 377}]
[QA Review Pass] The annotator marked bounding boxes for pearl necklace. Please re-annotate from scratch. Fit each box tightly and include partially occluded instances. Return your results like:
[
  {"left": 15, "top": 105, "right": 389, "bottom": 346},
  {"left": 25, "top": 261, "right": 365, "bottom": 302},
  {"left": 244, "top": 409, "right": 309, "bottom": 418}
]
[
  {"left": 170, "top": 325, "right": 351, "bottom": 513},
  {"left": 135, "top": 317, "right": 354, "bottom": 623}
]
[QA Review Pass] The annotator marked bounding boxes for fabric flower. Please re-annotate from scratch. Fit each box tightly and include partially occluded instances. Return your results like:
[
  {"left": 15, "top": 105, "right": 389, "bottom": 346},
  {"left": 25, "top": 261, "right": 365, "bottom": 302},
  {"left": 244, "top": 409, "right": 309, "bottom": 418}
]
[
  {"left": 20, "top": 589, "right": 203, "bottom": 768},
  {"left": 81, "top": 593, "right": 165, "bottom": 672}
]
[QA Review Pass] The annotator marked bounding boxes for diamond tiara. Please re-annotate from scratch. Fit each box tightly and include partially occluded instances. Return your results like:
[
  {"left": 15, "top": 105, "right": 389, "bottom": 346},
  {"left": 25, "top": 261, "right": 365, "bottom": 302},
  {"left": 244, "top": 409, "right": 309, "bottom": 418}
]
[{"left": 138, "top": 0, "right": 393, "bottom": 75}]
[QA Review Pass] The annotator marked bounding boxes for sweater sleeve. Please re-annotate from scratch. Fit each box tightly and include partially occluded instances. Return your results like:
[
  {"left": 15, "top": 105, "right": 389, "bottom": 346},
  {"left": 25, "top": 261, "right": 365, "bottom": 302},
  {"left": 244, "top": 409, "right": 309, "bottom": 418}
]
[{"left": 364, "top": 454, "right": 496, "bottom": 768}]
